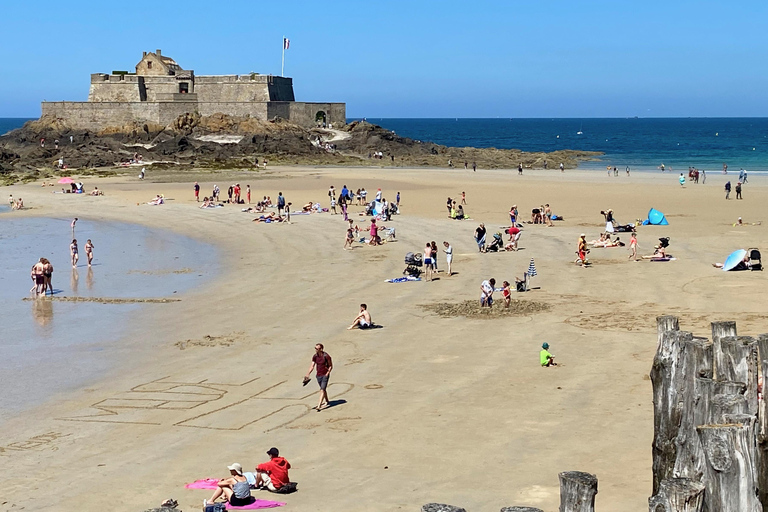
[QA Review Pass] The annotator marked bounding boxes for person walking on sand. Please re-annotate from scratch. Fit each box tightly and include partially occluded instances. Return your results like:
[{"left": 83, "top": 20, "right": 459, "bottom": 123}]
[
  {"left": 475, "top": 223, "right": 487, "bottom": 252},
  {"left": 460, "top": 191, "right": 466, "bottom": 205},
  {"left": 518, "top": 163, "right": 523, "bottom": 175},
  {"left": 560, "top": 162, "right": 565, "bottom": 172},
  {"left": 544, "top": 204, "right": 553, "bottom": 227},
  {"left": 443, "top": 241, "right": 453, "bottom": 276},
  {"left": 472, "top": 161, "right": 477, "bottom": 172},
  {"left": 85, "top": 239, "right": 95, "bottom": 266},
  {"left": 246, "top": 184, "right": 251, "bottom": 204},
  {"left": 736, "top": 181, "right": 743, "bottom": 200},
  {"left": 628, "top": 232, "right": 638, "bottom": 260},
  {"left": 395, "top": 191, "right": 400, "bottom": 207},
  {"left": 194, "top": 182, "right": 200, "bottom": 202},
  {"left": 304, "top": 343, "right": 333, "bottom": 411},
  {"left": 725, "top": 181, "right": 731, "bottom": 199}
]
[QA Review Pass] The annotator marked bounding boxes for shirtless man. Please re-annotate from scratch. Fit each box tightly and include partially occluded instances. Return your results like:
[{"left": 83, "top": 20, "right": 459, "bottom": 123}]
[
  {"left": 348, "top": 304, "right": 373, "bottom": 330},
  {"left": 31, "top": 258, "right": 46, "bottom": 295}
]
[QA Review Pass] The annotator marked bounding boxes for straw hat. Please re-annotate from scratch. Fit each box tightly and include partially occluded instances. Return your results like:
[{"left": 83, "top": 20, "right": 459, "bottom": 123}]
[{"left": 227, "top": 463, "right": 243, "bottom": 475}]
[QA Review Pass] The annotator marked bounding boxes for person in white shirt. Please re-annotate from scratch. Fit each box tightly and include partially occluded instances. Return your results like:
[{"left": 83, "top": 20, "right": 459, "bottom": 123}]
[{"left": 480, "top": 278, "right": 496, "bottom": 307}]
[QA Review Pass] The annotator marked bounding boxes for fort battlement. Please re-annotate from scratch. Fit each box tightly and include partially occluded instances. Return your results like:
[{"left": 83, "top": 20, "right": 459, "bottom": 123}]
[{"left": 42, "top": 50, "right": 344, "bottom": 131}]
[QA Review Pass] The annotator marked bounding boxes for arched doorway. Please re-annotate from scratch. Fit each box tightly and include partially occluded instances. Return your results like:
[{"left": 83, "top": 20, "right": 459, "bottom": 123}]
[{"left": 315, "top": 111, "right": 327, "bottom": 127}]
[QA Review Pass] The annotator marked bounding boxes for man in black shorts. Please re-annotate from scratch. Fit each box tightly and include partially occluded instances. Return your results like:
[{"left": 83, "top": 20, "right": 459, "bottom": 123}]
[
  {"left": 277, "top": 192, "right": 286, "bottom": 217},
  {"left": 304, "top": 343, "right": 333, "bottom": 411}
]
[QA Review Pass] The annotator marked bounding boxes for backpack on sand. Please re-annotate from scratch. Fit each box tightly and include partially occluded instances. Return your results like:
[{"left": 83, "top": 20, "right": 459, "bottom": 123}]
[{"left": 275, "top": 482, "right": 298, "bottom": 494}]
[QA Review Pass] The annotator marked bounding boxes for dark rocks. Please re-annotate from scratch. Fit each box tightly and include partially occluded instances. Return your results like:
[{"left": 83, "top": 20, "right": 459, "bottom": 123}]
[{"left": 422, "top": 504, "right": 467, "bottom": 512}]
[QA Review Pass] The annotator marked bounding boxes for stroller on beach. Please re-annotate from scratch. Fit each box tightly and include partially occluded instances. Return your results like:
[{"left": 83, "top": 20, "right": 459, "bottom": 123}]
[{"left": 403, "top": 252, "right": 423, "bottom": 277}]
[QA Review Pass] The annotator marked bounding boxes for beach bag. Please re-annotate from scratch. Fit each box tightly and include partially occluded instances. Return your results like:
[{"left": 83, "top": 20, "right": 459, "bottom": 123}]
[
  {"left": 204, "top": 503, "right": 227, "bottom": 512},
  {"left": 275, "top": 482, "right": 298, "bottom": 494}
]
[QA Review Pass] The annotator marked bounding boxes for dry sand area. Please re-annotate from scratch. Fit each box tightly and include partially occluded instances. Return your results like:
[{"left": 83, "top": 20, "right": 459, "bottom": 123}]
[{"left": 1, "top": 166, "right": 767, "bottom": 511}]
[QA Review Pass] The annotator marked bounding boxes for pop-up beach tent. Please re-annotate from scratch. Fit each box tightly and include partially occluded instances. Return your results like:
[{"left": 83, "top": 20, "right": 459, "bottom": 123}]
[{"left": 642, "top": 208, "right": 669, "bottom": 226}]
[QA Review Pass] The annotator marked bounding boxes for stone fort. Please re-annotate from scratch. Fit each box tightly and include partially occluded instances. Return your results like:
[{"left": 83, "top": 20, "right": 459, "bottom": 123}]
[{"left": 41, "top": 50, "right": 345, "bottom": 131}]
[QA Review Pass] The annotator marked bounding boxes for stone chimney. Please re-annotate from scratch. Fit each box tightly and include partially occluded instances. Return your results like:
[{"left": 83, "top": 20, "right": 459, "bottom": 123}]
[
  {"left": 156, "top": 49, "right": 162, "bottom": 56},
  {"left": 143, "top": 51, "right": 147, "bottom": 57}
]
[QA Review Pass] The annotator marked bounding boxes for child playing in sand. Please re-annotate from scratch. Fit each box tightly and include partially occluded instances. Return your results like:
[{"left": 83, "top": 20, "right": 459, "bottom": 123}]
[
  {"left": 540, "top": 343, "right": 557, "bottom": 367},
  {"left": 502, "top": 281, "right": 512, "bottom": 308},
  {"left": 344, "top": 228, "right": 354, "bottom": 250}
]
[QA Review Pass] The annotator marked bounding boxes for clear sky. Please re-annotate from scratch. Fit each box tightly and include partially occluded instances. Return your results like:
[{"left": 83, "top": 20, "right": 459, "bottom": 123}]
[{"left": 1, "top": 0, "right": 766, "bottom": 118}]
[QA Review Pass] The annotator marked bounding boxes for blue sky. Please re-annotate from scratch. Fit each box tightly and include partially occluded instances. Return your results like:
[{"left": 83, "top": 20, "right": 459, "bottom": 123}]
[{"left": 1, "top": 0, "right": 766, "bottom": 118}]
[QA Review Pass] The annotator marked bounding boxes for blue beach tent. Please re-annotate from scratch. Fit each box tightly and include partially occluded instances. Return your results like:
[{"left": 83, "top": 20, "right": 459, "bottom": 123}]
[{"left": 643, "top": 208, "right": 669, "bottom": 226}]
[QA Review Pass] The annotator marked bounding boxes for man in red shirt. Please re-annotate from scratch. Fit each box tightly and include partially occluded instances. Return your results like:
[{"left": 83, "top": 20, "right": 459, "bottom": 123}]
[
  {"left": 234, "top": 183, "right": 241, "bottom": 203},
  {"left": 506, "top": 226, "right": 522, "bottom": 251},
  {"left": 304, "top": 343, "right": 333, "bottom": 411},
  {"left": 255, "top": 447, "right": 291, "bottom": 491}
]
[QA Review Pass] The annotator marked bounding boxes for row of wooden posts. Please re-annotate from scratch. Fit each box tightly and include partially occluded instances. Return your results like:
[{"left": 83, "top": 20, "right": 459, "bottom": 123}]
[{"left": 423, "top": 316, "right": 768, "bottom": 511}]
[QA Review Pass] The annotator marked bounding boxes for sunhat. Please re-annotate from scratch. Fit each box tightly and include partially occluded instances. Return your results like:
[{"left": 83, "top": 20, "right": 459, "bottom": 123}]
[{"left": 227, "top": 463, "right": 243, "bottom": 475}]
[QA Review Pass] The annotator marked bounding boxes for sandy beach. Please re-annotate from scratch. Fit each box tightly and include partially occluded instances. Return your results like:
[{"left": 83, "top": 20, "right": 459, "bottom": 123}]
[{"left": 1, "top": 166, "right": 767, "bottom": 512}]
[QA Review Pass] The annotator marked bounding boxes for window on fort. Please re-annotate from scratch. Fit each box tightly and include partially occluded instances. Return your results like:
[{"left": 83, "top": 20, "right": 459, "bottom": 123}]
[
  {"left": 147, "top": 61, "right": 152, "bottom": 69},
  {"left": 179, "top": 83, "right": 189, "bottom": 94}
]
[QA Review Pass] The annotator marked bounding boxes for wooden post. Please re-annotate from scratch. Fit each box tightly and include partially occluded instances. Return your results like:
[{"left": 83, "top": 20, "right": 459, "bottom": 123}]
[
  {"left": 711, "top": 321, "right": 738, "bottom": 345},
  {"left": 558, "top": 471, "right": 597, "bottom": 512},
  {"left": 648, "top": 477, "right": 705, "bottom": 512},
  {"left": 713, "top": 336, "right": 759, "bottom": 415},
  {"left": 714, "top": 380, "right": 747, "bottom": 395},
  {"left": 671, "top": 338, "right": 714, "bottom": 481},
  {"left": 756, "top": 333, "right": 768, "bottom": 509},
  {"left": 658, "top": 315, "right": 680, "bottom": 349},
  {"left": 697, "top": 423, "right": 761, "bottom": 512},
  {"left": 711, "top": 394, "right": 748, "bottom": 423}
]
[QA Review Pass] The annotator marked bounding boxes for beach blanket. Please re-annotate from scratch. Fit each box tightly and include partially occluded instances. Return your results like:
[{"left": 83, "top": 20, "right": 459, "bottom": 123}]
[
  {"left": 385, "top": 276, "right": 421, "bottom": 283},
  {"left": 227, "top": 499, "right": 285, "bottom": 509},
  {"left": 186, "top": 478, "right": 220, "bottom": 489}
]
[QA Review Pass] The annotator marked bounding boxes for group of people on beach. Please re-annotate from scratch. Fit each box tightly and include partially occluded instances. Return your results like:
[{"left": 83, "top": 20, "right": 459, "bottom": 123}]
[{"left": 205, "top": 449, "right": 292, "bottom": 508}]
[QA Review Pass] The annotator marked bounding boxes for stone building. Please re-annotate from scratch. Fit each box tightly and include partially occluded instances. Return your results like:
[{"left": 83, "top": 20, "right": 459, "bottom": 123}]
[{"left": 42, "top": 50, "right": 345, "bottom": 131}]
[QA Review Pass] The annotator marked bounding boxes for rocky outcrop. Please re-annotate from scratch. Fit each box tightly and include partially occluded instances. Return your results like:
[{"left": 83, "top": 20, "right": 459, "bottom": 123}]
[{"left": 0, "top": 114, "right": 601, "bottom": 182}]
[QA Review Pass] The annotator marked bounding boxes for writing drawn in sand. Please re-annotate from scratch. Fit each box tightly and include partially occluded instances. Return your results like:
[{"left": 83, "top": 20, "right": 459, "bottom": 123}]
[{"left": 57, "top": 376, "right": 353, "bottom": 432}]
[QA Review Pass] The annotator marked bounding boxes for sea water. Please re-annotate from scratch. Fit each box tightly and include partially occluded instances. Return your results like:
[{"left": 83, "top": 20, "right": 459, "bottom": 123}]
[
  {"left": 362, "top": 118, "right": 768, "bottom": 173},
  {"left": 0, "top": 217, "right": 218, "bottom": 419}
]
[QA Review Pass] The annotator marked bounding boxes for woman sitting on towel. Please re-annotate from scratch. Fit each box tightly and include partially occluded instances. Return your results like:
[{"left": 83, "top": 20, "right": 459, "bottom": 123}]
[{"left": 206, "top": 463, "right": 254, "bottom": 508}]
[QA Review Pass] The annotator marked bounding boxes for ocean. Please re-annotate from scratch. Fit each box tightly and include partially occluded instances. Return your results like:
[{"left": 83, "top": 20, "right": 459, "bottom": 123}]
[
  {"left": 363, "top": 118, "right": 768, "bottom": 173},
  {"left": 4, "top": 117, "right": 768, "bottom": 172}
]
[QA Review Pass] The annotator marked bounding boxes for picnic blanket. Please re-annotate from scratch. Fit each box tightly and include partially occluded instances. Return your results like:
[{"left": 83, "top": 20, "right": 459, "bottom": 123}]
[{"left": 186, "top": 478, "right": 220, "bottom": 489}]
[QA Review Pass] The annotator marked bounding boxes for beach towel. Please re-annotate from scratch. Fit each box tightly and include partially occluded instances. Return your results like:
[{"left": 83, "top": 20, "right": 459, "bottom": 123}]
[
  {"left": 186, "top": 478, "right": 220, "bottom": 489},
  {"left": 227, "top": 499, "right": 285, "bottom": 509},
  {"left": 385, "top": 276, "right": 421, "bottom": 283}
]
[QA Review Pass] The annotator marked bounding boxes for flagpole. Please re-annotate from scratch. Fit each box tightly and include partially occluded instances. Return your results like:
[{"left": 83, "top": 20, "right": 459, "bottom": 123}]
[{"left": 281, "top": 36, "right": 285, "bottom": 77}]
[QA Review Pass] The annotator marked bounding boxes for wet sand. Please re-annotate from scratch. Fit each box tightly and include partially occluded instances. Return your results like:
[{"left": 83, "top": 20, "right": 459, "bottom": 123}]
[
  {"left": 0, "top": 167, "right": 766, "bottom": 511},
  {"left": 0, "top": 218, "right": 218, "bottom": 418}
]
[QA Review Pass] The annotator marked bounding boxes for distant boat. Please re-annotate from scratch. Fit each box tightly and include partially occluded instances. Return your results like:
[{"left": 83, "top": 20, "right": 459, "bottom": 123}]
[{"left": 576, "top": 123, "right": 583, "bottom": 135}]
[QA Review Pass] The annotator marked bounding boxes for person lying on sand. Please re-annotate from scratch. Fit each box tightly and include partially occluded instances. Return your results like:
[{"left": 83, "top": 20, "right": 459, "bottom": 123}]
[
  {"left": 147, "top": 194, "right": 164, "bottom": 205},
  {"left": 348, "top": 303, "right": 373, "bottom": 329},
  {"left": 205, "top": 463, "right": 254, "bottom": 508},
  {"left": 712, "top": 254, "right": 751, "bottom": 270},
  {"left": 253, "top": 212, "right": 284, "bottom": 223},
  {"left": 89, "top": 187, "right": 103, "bottom": 196}
]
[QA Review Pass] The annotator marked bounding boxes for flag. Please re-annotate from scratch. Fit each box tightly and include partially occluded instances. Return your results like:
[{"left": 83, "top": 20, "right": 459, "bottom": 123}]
[
  {"left": 527, "top": 258, "right": 538, "bottom": 278},
  {"left": 283, "top": 38, "right": 290, "bottom": 50}
]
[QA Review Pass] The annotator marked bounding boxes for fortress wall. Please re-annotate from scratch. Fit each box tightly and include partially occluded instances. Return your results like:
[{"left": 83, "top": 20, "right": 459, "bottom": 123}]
[
  {"left": 269, "top": 102, "right": 346, "bottom": 128},
  {"left": 195, "top": 80, "right": 270, "bottom": 103},
  {"left": 88, "top": 74, "right": 142, "bottom": 102},
  {"left": 42, "top": 102, "right": 161, "bottom": 131},
  {"left": 142, "top": 76, "right": 179, "bottom": 101},
  {"left": 196, "top": 102, "right": 268, "bottom": 119}
]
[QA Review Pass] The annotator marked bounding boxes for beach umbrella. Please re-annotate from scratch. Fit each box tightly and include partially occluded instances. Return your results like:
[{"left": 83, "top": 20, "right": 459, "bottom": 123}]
[
  {"left": 723, "top": 249, "right": 748, "bottom": 271},
  {"left": 58, "top": 177, "right": 74, "bottom": 184},
  {"left": 527, "top": 258, "right": 538, "bottom": 278}
]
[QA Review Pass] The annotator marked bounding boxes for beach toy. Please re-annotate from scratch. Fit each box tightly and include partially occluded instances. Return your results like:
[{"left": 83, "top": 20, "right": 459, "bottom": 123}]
[{"left": 723, "top": 249, "right": 748, "bottom": 272}]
